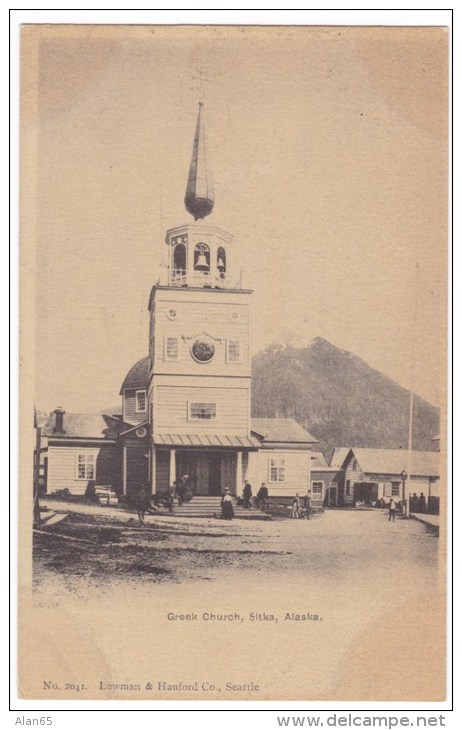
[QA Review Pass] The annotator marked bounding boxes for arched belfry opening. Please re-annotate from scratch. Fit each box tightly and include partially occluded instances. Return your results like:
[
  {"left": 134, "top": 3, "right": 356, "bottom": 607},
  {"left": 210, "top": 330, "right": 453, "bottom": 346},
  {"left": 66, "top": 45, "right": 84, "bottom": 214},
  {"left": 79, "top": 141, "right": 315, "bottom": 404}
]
[
  {"left": 217, "top": 247, "right": 226, "bottom": 281},
  {"left": 194, "top": 243, "right": 210, "bottom": 271},
  {"left": 173, "top": 242, "right": 186, "bottom": 273}
]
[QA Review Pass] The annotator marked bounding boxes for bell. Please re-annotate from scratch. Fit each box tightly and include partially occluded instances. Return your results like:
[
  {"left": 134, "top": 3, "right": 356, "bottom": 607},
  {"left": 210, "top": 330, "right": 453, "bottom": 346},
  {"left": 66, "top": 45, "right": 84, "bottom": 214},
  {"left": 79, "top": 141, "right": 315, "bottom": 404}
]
[
  {"left": 217, "top": 255, "right": 226, "bottom": 271},
  {"left": 195, "top": 253, "right": 209, "bottom": 270}
]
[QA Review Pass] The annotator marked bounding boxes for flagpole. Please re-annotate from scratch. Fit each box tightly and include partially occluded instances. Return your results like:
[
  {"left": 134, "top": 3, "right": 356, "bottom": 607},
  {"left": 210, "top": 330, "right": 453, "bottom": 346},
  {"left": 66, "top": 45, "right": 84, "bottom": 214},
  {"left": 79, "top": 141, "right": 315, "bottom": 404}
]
[{"left": 405, "top": 262, "right": 419, "bottom": 518}]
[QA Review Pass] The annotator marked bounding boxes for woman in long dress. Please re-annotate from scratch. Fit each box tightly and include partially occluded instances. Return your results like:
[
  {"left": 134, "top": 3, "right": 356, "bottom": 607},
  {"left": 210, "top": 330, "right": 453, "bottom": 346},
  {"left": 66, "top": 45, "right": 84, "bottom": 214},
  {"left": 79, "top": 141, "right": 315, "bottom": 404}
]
[{"left": 221, "top": 488, "right": 234, "bottom": 520}]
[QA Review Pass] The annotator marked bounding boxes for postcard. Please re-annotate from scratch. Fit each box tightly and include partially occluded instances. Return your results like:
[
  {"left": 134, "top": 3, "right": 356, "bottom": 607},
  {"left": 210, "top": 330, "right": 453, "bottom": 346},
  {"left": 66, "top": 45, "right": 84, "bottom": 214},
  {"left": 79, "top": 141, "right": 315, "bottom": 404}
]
[{"left": 18, "top": 24, "right": 448, "bottom": 701}]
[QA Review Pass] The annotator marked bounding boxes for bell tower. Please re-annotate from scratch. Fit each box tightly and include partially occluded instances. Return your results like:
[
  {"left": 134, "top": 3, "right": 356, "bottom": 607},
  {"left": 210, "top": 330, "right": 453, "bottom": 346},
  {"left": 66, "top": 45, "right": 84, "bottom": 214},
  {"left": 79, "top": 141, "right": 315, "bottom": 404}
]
[
  {"left": 147, "top": 102, "right": 256, "bottom": 497},
  {"left": 163, "top": 103, "right": 237, "bottom": 291}
]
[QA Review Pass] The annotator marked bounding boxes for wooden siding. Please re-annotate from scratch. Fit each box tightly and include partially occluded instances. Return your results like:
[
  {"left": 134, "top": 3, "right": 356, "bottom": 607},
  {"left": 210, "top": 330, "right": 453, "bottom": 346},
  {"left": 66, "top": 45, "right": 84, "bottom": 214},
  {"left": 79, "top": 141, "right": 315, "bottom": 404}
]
[
  {"left": 153, "top": 383, "right": 250, "bottom": 435},
  {"left": 255, "top": 449, "right": 310, "bottom": 498},
  {"left": 342, "top": 454, "right": 439, "bottom": 504},
  {"left": 123, "top": 389, "right": 148, "bottom": 425},
  {"left": 47, "top": 444, "right": 121, "bottom": 496},
  {"left": 151, "top": 289, "right": 251, "bottom": 380},
  {"left": 310, "top": 470, "right": 337, "bottom": 507}
]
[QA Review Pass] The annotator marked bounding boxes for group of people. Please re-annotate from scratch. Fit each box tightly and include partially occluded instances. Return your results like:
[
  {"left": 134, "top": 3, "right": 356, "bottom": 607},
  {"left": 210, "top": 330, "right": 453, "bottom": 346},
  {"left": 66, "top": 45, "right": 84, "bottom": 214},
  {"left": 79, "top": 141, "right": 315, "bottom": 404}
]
[
  {"left": 221, "top": 481, "right": 270, "bottom": 520},
  {"left": 410, "top": 492, "right": 428, "bottom": 514},
  {"left": 290, "top": 492, "right": 312, "bottom": 519}
]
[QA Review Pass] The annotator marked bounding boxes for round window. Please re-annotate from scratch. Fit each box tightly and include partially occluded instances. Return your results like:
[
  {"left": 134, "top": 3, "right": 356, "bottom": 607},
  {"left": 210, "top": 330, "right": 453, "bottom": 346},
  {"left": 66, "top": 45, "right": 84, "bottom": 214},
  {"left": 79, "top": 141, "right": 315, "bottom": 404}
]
[
  {"left": 191, "top": 339, "right": 215, "bottom": 363},
  {"left": 136, "top": 427, "right": 147, "bottom": 438},
  {"left": 167, "top": 309, "right": 177, "bottom": 320}
]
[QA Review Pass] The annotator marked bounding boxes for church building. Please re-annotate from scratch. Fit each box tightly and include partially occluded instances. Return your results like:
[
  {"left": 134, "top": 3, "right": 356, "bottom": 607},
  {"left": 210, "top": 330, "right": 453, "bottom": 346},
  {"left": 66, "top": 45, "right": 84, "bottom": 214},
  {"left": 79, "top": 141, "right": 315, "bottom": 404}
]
[{"left": 38, "top": 103, "right": 319, "bottom": 504}]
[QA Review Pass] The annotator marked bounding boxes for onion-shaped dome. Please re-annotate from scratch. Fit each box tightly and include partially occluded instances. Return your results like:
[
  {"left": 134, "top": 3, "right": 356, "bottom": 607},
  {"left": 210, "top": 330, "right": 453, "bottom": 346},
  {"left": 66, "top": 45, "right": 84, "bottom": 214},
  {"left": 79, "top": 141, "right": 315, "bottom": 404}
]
[{"left": 184, "top": 102, "right": 215, "bottom": 220}]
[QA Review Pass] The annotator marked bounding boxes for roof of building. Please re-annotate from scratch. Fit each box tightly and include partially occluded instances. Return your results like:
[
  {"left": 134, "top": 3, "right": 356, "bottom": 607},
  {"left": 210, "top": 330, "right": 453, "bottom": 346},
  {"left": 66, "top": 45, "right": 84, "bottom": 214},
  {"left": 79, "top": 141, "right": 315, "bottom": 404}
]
[
  {"left": 154, "top": 433, "right": 260, "bottom": 449},
  {"left": 43, "top": 412, "right": 128, "bottom": 441},
  {"left": 119, "top": 356, "right": 150, "bottom": 394},
  {"left": 329, "top": 447, "right": 351, "bottom": 469},
  {"left": 310, "top": 451, "right": 328, "bottom": 468},
  {"left": 344, "top": 447, "right": 440, "bottom": 477},
  {"left": 251, "top": 418, "right": 318, "bottom": 444}
]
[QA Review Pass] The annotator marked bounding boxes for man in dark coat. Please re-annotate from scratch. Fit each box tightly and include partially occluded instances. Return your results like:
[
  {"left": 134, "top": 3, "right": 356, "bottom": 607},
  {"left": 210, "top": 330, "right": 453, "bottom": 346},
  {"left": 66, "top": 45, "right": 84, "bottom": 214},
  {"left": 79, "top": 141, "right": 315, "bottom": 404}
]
[
  {"left": 418, "top": 492, "right": 427, "bottom": 513},
  {"left": 243, "top": 480, "right": 252, "bottom": 509},
  {"left": 136, "top": 487, "right": 151, "bottom": 525},
  {"left": 256, "top": 483, "right": 268, "bottom": 510}
]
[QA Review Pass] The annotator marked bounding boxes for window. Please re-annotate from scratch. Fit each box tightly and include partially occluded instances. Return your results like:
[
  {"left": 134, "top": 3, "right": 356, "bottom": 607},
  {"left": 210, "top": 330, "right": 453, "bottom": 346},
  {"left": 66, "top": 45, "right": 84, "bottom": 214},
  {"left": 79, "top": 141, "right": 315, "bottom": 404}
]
[
  {"left": 191, "top": 338, "right": 215, "bottom": 363},
  {"left": 227, "top": 339, "right": 241, "bottom": 363},
  {"left": 346, "top": 480, "right": 351, "bottom": 496},
  {"left": 76, "top": 453, "right": 96, "bottom": 480},
  {"left": 352, "top": 459, "right": 358, "bottom": 471},
  {"left": 165, "top": 337, "right": 179, "bottom": 360},
  {"left": 269, "top": 458, "right": 285, "bottom": 482},
  {"left": 391, "top": 481, "right": 401, "bottom": 496},
  {"left": 312, "top": 481, "right": 324, "bottom": 498},
  {"left": 136, "top": 390, "right": 147, "bottom": 412},
  {"left": 189, "top": 402, "right": 216, "bottom": 420}
]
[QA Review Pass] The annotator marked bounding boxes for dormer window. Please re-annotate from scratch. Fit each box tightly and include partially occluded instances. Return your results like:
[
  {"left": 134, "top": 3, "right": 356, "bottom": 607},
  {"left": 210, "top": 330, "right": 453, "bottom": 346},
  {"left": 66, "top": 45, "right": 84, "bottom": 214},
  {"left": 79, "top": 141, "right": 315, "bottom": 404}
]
[
  {"left": 136, "top": 390, "right": 147, "bottom": 413},
  {"left": 194, "top": 243, "right": 210, "bottom": 271}
]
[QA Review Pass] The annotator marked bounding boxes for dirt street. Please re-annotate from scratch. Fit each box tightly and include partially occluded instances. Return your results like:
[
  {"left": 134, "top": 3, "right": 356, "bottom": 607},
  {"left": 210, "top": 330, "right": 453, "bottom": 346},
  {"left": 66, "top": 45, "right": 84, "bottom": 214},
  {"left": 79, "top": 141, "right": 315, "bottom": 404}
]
[
  {"left": 34, "top": 500, "right": 439, "bottom": 592},
  {"left": 29, "top": 501, "right": 444, "bottom": 701}
]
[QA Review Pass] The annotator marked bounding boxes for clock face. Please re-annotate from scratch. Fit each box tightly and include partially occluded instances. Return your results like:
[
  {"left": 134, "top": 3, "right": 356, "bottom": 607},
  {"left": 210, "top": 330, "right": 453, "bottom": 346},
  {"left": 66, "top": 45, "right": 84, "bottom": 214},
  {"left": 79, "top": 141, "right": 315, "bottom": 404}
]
[{"left": 191, "top": 338, "right": 215, "bottom": 363}]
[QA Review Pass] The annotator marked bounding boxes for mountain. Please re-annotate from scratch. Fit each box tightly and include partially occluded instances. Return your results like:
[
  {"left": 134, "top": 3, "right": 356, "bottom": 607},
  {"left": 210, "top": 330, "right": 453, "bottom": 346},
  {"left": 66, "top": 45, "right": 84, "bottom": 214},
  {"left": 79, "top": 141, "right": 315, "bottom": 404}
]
[{"left": 251, "top": 338, "right": 439, "bottom": 456}]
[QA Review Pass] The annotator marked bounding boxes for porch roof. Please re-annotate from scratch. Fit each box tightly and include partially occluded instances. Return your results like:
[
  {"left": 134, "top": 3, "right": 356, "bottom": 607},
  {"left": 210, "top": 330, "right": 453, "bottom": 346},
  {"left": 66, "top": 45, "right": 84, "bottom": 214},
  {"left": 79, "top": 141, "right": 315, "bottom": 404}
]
[{"left": 153, "top": 433, "right": 260, "bottom": 449}]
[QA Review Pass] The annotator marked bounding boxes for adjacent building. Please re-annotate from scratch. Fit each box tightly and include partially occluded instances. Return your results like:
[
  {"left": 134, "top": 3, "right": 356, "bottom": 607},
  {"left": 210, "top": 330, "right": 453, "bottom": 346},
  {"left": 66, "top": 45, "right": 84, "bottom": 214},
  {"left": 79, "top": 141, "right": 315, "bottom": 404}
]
[{"left": 335, "top": 447, "right": 440, "bottom": 507}]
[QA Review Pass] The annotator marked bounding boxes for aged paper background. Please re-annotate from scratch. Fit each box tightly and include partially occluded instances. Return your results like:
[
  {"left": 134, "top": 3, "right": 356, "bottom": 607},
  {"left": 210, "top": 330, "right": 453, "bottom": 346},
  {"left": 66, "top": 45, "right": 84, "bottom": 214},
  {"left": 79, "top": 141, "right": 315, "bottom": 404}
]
[{"left": 19, "top": 24, "right": 448, "bottom": 702}]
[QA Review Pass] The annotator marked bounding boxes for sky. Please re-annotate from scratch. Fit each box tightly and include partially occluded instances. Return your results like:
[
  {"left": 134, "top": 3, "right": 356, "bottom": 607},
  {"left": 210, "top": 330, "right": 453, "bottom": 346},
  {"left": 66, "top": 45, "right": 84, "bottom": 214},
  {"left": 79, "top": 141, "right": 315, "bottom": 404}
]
[{"left": 23, "top": 24, "right": 448, "bottom": 413}]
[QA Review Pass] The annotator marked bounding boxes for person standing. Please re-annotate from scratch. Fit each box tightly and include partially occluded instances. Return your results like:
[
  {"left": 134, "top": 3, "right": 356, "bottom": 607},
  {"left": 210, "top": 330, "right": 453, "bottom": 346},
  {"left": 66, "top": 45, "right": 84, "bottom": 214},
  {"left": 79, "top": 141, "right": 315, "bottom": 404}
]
[
  {"left": 243, "top": 480, "right": 253, "bottom": 509},
  {"left": 256, "top": 483, "right": 268, "bottom": 511},
  {"left": 388, "top": 497, "right": 396, "bottom": 522},
  {"left": 221, "top": 488, "right": 234, "bottom": 520},
  {"left": 177, "top": 474, "right": 189, "bottom": 506},
  {"left": 418, "top": 492, "right": 427, "bottom": 513},
  {"left": 167, "top": 483, "right": 176, "bottom": 513},
  {"left": 136, "top": 487, "right": 151, "bottom": 525},
  {"left": 291, "top": 493, "right": 301, "bottom": 519},
  {"left": 304, "top": 491, "right": 312, "bottom": 520}
]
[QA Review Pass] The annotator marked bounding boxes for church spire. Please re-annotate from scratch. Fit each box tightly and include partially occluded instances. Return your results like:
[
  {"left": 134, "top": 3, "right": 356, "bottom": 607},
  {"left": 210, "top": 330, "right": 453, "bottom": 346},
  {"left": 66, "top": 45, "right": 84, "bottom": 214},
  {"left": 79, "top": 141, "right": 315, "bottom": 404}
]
[{"left": 184, "top": 102, "right": 215, "bottom": 220}]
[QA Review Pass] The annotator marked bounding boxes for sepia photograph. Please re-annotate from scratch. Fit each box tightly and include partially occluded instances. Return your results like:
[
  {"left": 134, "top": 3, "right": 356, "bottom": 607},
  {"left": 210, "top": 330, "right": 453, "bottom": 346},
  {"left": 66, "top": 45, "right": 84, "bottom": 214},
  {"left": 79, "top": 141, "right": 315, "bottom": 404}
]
[{"left": 18, "top": 20, "right": 449, "bottom": 703}]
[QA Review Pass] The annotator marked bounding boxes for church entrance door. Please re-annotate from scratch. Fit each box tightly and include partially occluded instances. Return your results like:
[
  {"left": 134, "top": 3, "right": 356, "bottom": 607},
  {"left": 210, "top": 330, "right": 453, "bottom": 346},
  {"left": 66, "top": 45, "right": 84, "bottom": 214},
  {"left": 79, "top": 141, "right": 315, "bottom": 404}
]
[{"left": 208, "top": 454, "right": 222, "bottom": 496}]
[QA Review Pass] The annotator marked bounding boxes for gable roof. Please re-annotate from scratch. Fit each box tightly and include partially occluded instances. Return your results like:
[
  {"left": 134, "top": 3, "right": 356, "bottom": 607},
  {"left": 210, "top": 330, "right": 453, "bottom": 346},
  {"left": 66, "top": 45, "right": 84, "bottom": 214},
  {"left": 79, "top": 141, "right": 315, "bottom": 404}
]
[
  {"left": 310, "top": 451, "right": 328, "bottom": 468},
  {"left": 43, "top": 413, "right": 129, "bottom": 441},
  {"left": 251, "top": 418, "right": 318, "bottom": 444},
  {"left": 119, "top": 356, "right": 150, "bottom": 394},
  {"left": 344, "top": 448, "right": 440, "bottom": 477},
  {"left": 329, "top": 447, "right": 351, "bottom": 469}
]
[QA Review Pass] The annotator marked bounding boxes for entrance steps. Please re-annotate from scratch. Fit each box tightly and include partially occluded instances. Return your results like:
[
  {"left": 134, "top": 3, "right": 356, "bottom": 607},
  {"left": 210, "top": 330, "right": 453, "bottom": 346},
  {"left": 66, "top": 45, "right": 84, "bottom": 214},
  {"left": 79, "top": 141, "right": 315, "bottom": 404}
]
[{"left": 156, "top": 496, "right": 272, "bottom": 520}]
